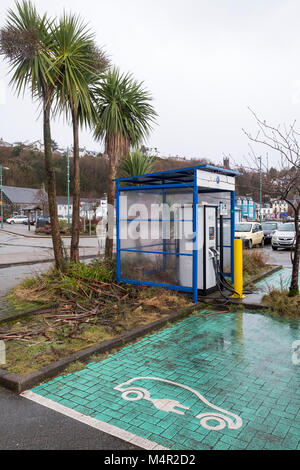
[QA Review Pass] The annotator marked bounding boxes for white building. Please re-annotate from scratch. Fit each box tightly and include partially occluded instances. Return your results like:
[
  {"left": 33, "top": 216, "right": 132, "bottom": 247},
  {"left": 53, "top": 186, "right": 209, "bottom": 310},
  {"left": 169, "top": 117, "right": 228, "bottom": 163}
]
[
  {"left": 68, "top": 147, "right": 99, "bottom": 158},
  {"left": 57, "top": 196, "right": 107, "bottom": 219},
  {"left": 256, "top": 203, "right": 273, "bottom": 220},
  {"left": 0, "top": 138, "right": 12, "bottom": 147},
  {"left": 28, "top": 140, "right": 45, "bottom": 152}
]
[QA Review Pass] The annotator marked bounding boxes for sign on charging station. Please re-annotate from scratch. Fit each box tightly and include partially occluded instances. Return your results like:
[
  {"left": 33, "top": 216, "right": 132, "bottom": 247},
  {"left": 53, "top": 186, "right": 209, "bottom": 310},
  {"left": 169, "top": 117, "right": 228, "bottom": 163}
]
[{"left": 197, "top": 169, "right": 235, "bottom": 191}]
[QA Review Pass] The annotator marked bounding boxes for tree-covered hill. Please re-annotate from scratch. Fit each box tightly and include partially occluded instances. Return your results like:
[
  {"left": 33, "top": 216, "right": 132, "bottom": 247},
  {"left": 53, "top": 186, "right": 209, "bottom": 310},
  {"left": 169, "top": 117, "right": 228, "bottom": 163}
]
[
  {"left": 0, "top": 146, "right": 109, "bottom": 198},
  {"left": 1, "top": 144, "right": 269, "bottom": 201}
]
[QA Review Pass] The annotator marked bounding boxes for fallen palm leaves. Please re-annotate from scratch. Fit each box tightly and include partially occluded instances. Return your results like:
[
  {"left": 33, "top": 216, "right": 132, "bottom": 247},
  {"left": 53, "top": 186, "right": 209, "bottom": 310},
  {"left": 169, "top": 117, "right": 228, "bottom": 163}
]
[{"left": 1, "top": 282, "right": 131, "bottom": 343}]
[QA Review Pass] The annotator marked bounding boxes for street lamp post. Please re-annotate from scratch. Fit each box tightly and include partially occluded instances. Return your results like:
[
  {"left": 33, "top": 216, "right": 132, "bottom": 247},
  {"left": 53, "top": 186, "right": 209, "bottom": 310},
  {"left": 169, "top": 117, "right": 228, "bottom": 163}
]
[
  {"left": 67, "top": 147, "right": 71, "bottom": 229},
  {"left": 258, "top": 156, "right": 262, "bottom": 223},
  {"left": 0, "top": 165, "right": 9, "bottom": 229}
]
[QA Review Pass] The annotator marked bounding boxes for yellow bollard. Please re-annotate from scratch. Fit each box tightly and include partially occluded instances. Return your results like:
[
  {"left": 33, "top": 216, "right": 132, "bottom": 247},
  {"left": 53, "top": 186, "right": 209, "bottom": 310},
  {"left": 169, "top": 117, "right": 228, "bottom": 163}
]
[{"left": 232, "top": 239, "right": 245, "bottom": 299}]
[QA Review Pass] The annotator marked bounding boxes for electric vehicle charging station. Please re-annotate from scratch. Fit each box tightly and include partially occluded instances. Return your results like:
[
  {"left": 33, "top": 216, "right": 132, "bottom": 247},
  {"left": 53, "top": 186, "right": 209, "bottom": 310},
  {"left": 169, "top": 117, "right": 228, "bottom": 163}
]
[
  {"left": 177, "top": 204, "right": 218, "bottom": 294},
  {"left": 115, "top": 165, "right": 239, "bottom": 303}
]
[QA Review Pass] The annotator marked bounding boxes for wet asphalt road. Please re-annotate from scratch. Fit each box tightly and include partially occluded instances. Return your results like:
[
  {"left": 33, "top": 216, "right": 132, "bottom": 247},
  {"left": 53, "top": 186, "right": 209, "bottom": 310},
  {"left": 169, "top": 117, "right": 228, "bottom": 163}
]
[
  {"left": 0, "top": 227, "right": 103, "bottom": 296},
  {"left": 255, "top": 242, "right": 293, "bottom": 268},
  {"left": 0, "top": 387, "right": 139, "bottom": 450}
]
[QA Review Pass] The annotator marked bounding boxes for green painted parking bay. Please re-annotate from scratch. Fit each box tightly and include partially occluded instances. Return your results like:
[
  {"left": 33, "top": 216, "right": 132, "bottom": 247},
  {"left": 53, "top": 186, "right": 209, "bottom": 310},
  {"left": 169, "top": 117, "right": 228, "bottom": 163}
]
[
  {"left": 29, "top": 311, "right": 300, "bottom": 450},
  {"left": 256, "top": 267, "right": 300, "bottom": 293}
]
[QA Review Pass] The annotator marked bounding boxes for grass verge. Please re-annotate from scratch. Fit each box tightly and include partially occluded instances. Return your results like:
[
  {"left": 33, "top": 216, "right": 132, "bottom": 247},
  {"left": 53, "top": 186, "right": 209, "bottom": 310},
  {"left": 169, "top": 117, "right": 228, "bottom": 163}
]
[
  {"left": 262, "top": 289, "right": 300, "bottom": 317},
  {"left": 243, "top": 249, "right": 269, "bottom": 286}
]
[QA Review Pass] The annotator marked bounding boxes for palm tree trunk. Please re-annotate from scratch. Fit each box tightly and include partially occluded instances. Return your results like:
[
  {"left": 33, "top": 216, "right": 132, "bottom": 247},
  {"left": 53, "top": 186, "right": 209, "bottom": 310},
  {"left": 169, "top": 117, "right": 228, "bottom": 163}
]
[
  {"left": 105, "top": 132, "right": 128, "bottom": 259},
  {"left": 70, "top": 110, "right": 80, "bottom": 263},
  {"left": 43, "top": 94, "right": 64, "bottom": 270},
  {"left": 290, "top": 206, "right": 300, "bottom": 296}
]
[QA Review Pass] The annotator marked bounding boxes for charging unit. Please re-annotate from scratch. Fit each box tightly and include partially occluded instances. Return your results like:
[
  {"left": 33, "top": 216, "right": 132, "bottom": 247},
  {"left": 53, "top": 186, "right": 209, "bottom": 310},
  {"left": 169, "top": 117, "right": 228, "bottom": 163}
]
[
  {"left": 115, "top": 164, "right": 239, "bottom": 303},
  {"left": 178, "top": 204, "right": 218, "bottom": 294}
]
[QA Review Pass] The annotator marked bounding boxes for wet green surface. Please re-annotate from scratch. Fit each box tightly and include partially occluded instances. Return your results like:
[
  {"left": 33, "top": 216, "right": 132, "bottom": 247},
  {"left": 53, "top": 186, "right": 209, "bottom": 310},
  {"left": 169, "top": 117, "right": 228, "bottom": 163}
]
[
  {"left": 256, "top": 268, "right": 298, "bottom": 293},
  {"left": 32, "top": 310, "right": 300, "bottom": 450}
]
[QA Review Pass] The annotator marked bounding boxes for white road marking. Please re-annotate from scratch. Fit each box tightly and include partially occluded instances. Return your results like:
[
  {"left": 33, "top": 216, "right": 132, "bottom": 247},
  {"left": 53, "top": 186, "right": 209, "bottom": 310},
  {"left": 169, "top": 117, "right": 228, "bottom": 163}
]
[
  {"left": 115, "top": 377, "right": 243, "bottom": 431},
  {"left": 21, "top": 390, "right": 169, "bottom": 450}
]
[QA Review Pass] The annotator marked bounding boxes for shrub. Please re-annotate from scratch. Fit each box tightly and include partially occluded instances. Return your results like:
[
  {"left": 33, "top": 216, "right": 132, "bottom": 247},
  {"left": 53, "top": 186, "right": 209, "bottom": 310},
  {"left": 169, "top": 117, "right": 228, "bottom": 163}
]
[
  {"left": 243, "top": 250, "right": 266, "bottom": 277},
  {"left": 58, "top": 219, "right": 68, "bottom": 231},
  {"left": 263, "top": 289, "right": 300, "bottom": 317},
  {"left": 66, "top": 259, "right": 114, "bottom": 283}
]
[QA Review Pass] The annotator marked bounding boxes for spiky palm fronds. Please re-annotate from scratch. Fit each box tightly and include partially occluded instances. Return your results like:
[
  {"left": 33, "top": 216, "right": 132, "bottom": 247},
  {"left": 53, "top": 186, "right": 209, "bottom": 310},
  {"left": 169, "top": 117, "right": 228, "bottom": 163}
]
[
  {"left": 0, "top": 0, "right": 56, "bottom": 99},
  {"left": 51, "top": 12, "right": 109, "bottom": 126},
  {"left": 93, "top": 67, "right": 157, "bottom": 148},
  {"left": 120, "top": 150, "right": 156, "bottom": 178}
]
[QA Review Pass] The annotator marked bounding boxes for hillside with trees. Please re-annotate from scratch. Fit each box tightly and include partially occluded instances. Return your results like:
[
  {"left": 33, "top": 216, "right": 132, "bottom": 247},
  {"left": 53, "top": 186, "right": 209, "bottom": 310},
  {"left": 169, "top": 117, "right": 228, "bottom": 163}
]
[
  {"left": 0, "top": 145, "right": 213, "bottom": 197},
  {"left": 0, "top": 145, "right": 108, "bottom": 198},
  {"left": 2, "top": 143, "right": 287, "bottom": 203}
]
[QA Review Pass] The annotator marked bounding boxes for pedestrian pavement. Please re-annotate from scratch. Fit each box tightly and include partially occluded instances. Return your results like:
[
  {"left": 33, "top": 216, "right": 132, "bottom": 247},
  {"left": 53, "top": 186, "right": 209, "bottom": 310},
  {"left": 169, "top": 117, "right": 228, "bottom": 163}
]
[
  {"left": 0, "top": 248, "right": 97, "bottom": 267},
  {"left": 30, "top": 310, "right": 300, "bottom": 450},
  {"left": 1, "top": 223, "right": 99, "bottom": 238},
  {"left": 0, "top": 227, "right": 100, "bottom": 267}
]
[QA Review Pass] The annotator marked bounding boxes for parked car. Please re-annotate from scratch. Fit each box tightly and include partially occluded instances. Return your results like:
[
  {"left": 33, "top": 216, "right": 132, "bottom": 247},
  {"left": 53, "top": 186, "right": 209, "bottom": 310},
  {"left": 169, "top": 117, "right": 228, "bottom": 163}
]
[
  {"left": 35, "top": 216, "right": 51, "bottom": 230},
  {"left": 261, "top": 222, "right": 280, "bottom": 244},
  {"left": 6, "top": 215, "right": 28, "bottom": 224},
  {"left": 23, "top": 216, "right": 36, "bottom": 226},
  {"left": 271, "top": 222, "right": 297, "bottom": 250},
  {"left": 235, "top": 222, "right": 264, "bottom": 249},
  {"left": 35, "top": 216, "right": 67, "bottom": 234}
]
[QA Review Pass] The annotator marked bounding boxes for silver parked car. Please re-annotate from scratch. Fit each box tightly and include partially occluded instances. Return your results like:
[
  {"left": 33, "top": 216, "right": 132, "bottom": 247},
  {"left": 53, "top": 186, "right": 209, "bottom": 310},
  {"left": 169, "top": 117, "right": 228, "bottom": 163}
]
[
  {"left": 6, "top": 215, "right": 28, "bottom": 224},
  {"left": 272, "top": 223, "right": 296, "bottom": 250}
]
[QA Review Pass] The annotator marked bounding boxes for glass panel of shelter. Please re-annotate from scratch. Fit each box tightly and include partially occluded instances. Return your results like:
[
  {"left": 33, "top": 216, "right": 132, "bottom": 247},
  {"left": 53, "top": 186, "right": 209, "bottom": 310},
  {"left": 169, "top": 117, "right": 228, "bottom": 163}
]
[{"left": 119, "top": 187, "right": 232, "bottom": 288}]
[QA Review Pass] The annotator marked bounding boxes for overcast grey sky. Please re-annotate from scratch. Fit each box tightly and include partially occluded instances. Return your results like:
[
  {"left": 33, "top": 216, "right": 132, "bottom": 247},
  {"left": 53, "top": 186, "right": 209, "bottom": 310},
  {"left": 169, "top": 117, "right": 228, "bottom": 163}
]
[{"left": 1, "top": 0, "right": 300, "bottom": 166}]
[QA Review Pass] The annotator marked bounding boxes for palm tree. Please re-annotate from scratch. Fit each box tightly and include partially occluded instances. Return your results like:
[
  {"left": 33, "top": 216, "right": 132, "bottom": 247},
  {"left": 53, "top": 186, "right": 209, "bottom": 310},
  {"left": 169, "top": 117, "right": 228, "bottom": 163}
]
[
  {"left": 51, "top": 13, "right": 109, "bottom": 262},
  {"left": 120, "top": 150, "right": 156, "bottom": 178},
  {"left": 93, "top": 68, "right": 157, "bottom": 259},
  {"left": 0, "top": 0, "right": 64, "bottom": 269}
]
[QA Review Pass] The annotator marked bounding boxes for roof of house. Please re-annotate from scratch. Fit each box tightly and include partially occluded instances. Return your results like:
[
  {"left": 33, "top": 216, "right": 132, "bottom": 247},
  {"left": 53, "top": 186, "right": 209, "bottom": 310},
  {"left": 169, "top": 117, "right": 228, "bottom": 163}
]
[
  {"left": 0, "top": 139, "right": 12, "bottom": 147},
  {"left": 23, "top": 204, "right": 43, "bottom": 211},
  {"left": 2, "top": 186, "right": 45, "bottom": 204}
]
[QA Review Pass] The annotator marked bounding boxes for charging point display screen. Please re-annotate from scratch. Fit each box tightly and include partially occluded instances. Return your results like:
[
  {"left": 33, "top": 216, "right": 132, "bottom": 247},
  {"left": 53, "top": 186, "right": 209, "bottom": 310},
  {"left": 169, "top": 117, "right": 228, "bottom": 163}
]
[{"left": 209, "top": 227, "right": 215, "bottom": 240}]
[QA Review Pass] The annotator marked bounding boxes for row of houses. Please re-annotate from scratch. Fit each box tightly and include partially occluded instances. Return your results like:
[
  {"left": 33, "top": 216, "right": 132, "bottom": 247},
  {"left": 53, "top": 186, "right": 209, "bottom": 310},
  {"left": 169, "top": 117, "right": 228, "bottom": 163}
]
[
  {"left": 0, "top": 138, "right": 99, "bottom": 158},
  {"left": 236, "top": 197, "right": 290, "bottom": 221},
  {"left": 1, "top": 185, "right": 107, "bottom": 220}
]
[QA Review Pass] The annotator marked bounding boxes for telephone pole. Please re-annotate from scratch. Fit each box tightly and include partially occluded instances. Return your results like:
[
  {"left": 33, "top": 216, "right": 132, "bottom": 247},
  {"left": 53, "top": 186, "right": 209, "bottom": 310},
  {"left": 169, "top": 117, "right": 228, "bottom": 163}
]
[
  {"left": 258, "top": 156, "right": 262, "bottom": 223},
  {"left": 67, "top": 147, "right": 71, "bottom": 229},
  {"left": 0, "top": 165, "right": 9, "bottom": 229},
  {"left": 0, "top": 165, "right": 3, "bottom": 229}
]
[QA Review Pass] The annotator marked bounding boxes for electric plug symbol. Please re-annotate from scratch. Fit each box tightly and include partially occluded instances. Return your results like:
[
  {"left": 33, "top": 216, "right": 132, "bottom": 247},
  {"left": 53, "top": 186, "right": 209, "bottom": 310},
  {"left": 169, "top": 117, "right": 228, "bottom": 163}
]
[{"left": 147, "top": 397, "right": 190, "bottom": 415}]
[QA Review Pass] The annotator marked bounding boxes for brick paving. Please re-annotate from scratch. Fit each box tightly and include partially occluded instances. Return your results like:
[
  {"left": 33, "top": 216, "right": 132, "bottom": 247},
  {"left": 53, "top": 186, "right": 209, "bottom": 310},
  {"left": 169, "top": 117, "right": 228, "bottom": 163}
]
[{"left": 31, "top": 310, "right": 300, "bottom": 450}]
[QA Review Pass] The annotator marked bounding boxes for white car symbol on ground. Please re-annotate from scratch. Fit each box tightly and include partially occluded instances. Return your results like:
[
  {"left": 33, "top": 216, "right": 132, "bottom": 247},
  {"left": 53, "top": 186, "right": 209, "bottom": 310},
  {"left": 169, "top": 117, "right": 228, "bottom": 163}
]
[{"left": 114, "top": 376, "right": 242, "bottom": 431}]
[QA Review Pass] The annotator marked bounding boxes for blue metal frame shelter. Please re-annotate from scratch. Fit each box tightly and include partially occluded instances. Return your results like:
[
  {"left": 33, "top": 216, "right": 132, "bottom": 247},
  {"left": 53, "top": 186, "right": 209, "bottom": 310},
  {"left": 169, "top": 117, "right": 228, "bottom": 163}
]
[{"left": 115, "top": 165, "right": 239, "bottom": 303}]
